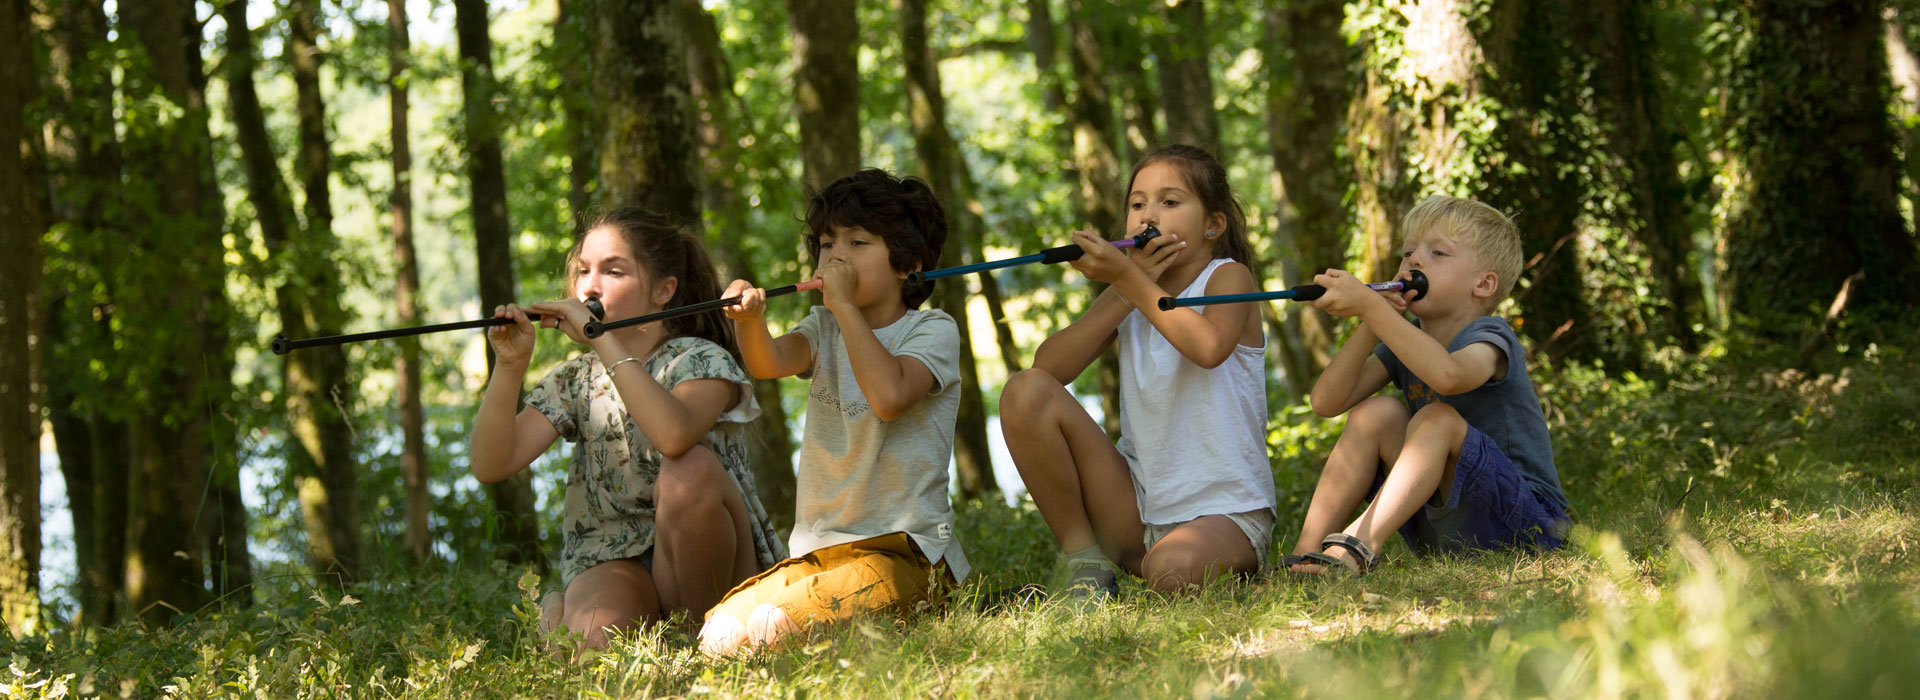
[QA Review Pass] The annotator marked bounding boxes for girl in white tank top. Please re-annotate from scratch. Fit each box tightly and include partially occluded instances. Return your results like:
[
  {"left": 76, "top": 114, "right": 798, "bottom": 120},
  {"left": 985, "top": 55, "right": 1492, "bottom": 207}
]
[
  {"left": 999, "top": 145, "right": 1276, "bottom": 598},
  {"left": 1115, "top": 258, "right": 1275, "bottom": 525}
]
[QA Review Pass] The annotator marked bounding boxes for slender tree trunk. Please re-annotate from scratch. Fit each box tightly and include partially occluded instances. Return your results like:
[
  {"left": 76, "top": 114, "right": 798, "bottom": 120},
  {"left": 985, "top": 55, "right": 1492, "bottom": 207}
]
[
  {"left": 558, "top": 0, "right": 595, "bottom": 227},
  {"left": 1724, "top": 0, "right": 1920, "bottom": 327},
  {"left": 788, "top": 0, "right": 861, "bottom": 191},
  {"left": 1567, "top": 0, "right": 1698, "bottom": 351},
  {"left": 1472, "top": 0, "right": 1599, "bottom": 362},
  {"left": 194, "top": 10, "right": 250, "bottom": 608},
  {"left": 454, "top": 0, "right": 545, "bottom": 571},
  {"left": 901, "top": 0, "right": 997, "bottom": 498},
  {"left": 1158, "top": 0, "right": 1220, "bottom": 157},
  {"left": 1019, "top": 0, "right": 1079, "bottom": 379},
  {"left": 45, "top": 0, "right": 127, "bottom": 626},
  {"left": 1024, "top": 0, "right": 1069, "bottom": 113},
  {"left": 960, "top": 163, "right": 1024, "bottom": 376},
  {"left": 678, "top": 0, "right": 798, "bottom": 530},
  {"left": 389, "top": 0, "right": 431, "bottom": 565},
  {"left": 286, "top": 0, "right": 362, "bottom": 583},
  {"left": 1, "top": 0, "right": 42, "bottom": 636},
  {"left": 590, "top": 0, "right": 702, "bottom": 217},
  {"left": 1112, "top": 10, "right": 1160, "bottom": 163},
  {"left": 1064, "top": 0, "right": 1129, "bottom": 436},
  {"left": 1268, "top": 0, "right": 1354, "bottom": 394},
  {"left": 119, "top": 0, "right": 221, "bottom": 623}
]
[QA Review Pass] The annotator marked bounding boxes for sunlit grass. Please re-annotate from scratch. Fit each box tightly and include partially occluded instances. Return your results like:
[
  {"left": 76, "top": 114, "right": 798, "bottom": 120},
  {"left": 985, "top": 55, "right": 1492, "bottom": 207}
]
[{"left": 7, "top": 339, "right": 1920, "bottom": 697}]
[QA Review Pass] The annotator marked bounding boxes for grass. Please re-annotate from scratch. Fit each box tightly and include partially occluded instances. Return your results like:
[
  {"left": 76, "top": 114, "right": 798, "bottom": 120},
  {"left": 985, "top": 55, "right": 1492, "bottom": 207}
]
[{"left": 5, "top": 338, "right": 1919, "bottom": 698}]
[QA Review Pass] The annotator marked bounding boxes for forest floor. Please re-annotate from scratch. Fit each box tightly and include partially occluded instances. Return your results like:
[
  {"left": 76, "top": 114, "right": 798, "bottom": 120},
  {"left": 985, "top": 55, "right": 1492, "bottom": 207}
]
[{"left": 5, "top": 332, "right": 1919, "bottom": 698}]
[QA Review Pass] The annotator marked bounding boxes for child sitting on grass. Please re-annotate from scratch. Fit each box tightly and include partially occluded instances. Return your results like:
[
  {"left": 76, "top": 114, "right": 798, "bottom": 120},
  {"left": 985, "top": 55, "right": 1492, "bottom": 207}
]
[
  {"left": 700, "top": 169, "right": 966, "bottom": 654},
  {"left": 1284, "top": 195, "right": 1569, "bottom": 574}
]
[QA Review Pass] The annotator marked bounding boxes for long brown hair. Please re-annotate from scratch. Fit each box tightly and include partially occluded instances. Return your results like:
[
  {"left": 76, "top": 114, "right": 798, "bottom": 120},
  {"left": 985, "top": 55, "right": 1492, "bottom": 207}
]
[
  {"left": 1126, "top": 144, "right": 1252, "bottom": 265},
  {"left": 565, "top": 208, "right": 739, "bottom": 357}
]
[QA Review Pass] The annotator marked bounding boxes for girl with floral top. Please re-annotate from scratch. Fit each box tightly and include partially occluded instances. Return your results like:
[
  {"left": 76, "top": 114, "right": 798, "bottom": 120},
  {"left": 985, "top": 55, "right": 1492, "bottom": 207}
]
[{"left": 469, "top": 208, "right": 785, "bottom": 648}]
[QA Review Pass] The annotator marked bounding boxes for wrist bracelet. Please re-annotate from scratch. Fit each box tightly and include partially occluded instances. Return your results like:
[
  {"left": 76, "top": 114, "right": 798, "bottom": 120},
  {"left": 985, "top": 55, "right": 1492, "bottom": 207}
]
[{"left": 606, "top": 356, "right": 640, "bottom": 374}]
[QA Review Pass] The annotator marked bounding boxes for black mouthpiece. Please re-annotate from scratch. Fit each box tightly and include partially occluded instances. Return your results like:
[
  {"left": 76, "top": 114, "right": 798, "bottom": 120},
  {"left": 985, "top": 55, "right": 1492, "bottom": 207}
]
[
  {"left": 1134, "top": 225, "right": 1161, "bottom": 247},
  {"left": 584, "top": 296, "right": 606, "bottom": 320},
  {"left": 1403, "top": 269, "right": 1429, "bottom": 302}
]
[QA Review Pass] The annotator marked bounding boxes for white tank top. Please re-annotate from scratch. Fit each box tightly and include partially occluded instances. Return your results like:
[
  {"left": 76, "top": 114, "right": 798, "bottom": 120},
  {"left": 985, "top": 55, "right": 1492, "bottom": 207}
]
[{"left": 1114, "top": 258, "right": 1277, "bottom": 524}]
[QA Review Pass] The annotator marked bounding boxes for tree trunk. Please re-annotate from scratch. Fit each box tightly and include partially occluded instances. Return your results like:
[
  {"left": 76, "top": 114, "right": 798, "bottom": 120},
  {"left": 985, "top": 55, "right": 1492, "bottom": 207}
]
[
  {"left": 1724, "top": 0, "right": 1920, "bottom": 329},
  {"left": 788, "top": 0, "right": 862, "bottom": 192},
  {"left": 1, "top": 0, "right": 42, "bottom": 636},
  {"left": 454, "top": 0, "right": 545, "bottom": 571},
  {"left": 1158, "top": 0, "right": 1221, "bottom": 157},
  {"left": 589, "top": 0, "right": 703, "bottom": 218},
  {"left": 1064, "top": 0, "right": 1129, "bottom": 436},
  {"left": 118, "top": 0, "right": 222, "bottom": 623},
  {"left": 286, "top": 0, "right": 362, "bottom": 583},
  {"left": 1112, "top": 7, "right": 1160, "bottom": 163},
  {"left": 958, "top": 164, "right": 1023, "bottom": 377},
  {"left": 1024, "top": 0, "right": 1069, "bottom": 113},
  {"left": 1476, "top": 0, "right": 1603, "bottom": 363},
  {"left": 557, "top": 0, "right": 596, "bottom": 228},
  {"left": 45, "top": 0, "right": 128, "bottom": 626},
  {"left": 389, "top": 0, "right": 431, "bottom": 565},
  {"left": 1267, "top": 0, "right": 1354, "bottom": 395},
  {"left": 1566, "top": 0, "right": 1698, "bottom": 351},
  {"left": 901, "top": 0, "right": 998, "bottom": 498},
  {"left": 678, "top": 0, "right": 798, "bottom": 530}
]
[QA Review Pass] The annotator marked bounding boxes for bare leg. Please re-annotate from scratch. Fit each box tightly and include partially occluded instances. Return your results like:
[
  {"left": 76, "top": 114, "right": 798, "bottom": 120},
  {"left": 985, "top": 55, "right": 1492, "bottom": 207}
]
[
  {"left": 540, "top": 591, "right": 565, "bottom": 634},
  {"left": 1331, "top": 402, "right": 1466, "bottom": 569},
  {"left": 999, "top": 369, "right": 1146, "bottom": 570},
  {"left": 1288, "top": 396, "right": 1407, "bottom": 573},
  {"left": 561, "top": 558, "right": 659, "bottom": 649},
  {"left": 654, "top": 444, "right": 757, "bottom": 617},
  {"left": 1139, "top": 515, "right": 1259, "bottom": 593}
]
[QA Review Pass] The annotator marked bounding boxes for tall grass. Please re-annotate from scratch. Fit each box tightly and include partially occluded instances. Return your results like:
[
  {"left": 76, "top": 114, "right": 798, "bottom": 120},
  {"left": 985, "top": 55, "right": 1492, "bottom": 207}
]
[{"left": 4, "top": 337, "right": 1917, "bottom": 698}]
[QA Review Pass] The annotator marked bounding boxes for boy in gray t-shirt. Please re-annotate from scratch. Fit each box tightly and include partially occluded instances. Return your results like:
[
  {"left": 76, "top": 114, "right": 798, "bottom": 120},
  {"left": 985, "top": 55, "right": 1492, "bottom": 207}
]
[
  {"left": 1283, "top": 195, "right": 1570, "bottom": 576},
  {"left": 700, "top": 170, "right": 965, "bottom": 655}
]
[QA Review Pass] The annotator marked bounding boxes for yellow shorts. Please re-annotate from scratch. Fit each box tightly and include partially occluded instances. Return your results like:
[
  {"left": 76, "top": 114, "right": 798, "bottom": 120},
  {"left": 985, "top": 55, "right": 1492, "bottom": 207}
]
[{"left": 705, "top": 532, "right": 952, "bottom": 627}]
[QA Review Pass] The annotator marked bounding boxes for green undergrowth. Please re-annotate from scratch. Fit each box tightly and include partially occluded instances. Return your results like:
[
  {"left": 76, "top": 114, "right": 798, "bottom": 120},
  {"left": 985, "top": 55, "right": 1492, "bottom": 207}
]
[{"left": 5, "top": 338, "right": 1918, "bottom": 698}]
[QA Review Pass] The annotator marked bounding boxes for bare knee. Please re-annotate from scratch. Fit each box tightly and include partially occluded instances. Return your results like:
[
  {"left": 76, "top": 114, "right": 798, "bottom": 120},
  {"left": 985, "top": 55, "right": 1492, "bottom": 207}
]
[
  {"left": 1141, "top": 547, "right": 1216, "bottom": 594},
  {"left": 539, "top": 591, "right": 565, "bottom": 634},
  {"left": 999, "top": 368, "right": 1065, "bottom": 420},
  {"left": 1346, "top": 396, "right": 1410, "bottom": 435},
  {"left": 564, "top": 606, "right": 634, "bottom": 649},
  {"left": 1406, "top": 402, "right": 1464, "bottom": 438},
  {"left": 656, "top": 445, "right": 727, "bottom": 521}
]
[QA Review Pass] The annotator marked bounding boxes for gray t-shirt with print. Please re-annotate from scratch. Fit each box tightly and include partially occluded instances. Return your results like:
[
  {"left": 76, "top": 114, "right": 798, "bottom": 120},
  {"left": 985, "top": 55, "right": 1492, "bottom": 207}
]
[{"left": 790, "top": 305, "right": 969, "bottom": 581}]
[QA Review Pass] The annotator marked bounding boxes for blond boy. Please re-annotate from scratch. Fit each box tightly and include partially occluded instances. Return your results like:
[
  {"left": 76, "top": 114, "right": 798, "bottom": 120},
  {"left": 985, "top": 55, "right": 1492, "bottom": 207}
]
[{"left": 1284, "top": 196, "right": 1569, "bottom": 574}]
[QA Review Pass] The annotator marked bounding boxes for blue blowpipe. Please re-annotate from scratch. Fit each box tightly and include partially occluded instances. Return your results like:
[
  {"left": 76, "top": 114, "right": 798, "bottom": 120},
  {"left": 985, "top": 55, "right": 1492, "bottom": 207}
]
[
  {"left": 1157, "top": 270, "right": 1429, "bottom": 311},
  {"left": 905, "top": 225, "right": 1163, "bottom": 287}
]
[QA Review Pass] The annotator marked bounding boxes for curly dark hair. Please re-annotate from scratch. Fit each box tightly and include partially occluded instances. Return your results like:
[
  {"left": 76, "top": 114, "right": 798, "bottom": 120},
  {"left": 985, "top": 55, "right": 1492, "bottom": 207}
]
[{"left": 802, "top": 169, "right": 949, "bottom": 309}]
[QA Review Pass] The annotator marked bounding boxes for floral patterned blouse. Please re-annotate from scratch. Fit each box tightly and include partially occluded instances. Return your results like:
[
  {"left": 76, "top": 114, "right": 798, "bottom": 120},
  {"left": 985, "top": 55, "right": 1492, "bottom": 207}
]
[{"left": 525, "top": 336, "right": 787, "bottom": 585}]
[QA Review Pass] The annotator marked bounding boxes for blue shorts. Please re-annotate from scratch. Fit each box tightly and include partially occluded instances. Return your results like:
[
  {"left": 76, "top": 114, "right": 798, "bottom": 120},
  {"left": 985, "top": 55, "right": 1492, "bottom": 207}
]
[{"left": 1369, "top": 426, "right": 1566, "bottom": 556}]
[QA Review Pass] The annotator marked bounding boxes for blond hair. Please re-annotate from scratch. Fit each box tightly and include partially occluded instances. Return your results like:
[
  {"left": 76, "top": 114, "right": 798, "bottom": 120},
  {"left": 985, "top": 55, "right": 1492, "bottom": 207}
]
[{"left": 1402, "top": 195, "right": 1524, "bottom": 308}]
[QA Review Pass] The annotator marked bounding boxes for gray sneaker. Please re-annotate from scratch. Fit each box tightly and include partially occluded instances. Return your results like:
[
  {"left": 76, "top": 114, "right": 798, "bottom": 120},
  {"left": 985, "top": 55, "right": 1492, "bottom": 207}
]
[{"left": 1062, "top": 564, "right": 1119, "bottom": 607}]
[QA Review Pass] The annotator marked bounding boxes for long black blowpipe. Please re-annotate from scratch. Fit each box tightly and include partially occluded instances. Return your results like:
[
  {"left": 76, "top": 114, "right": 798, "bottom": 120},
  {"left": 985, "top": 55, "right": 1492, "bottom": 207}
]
[{"left": 270, "top": 296, "right": 605, "bottom": 355}]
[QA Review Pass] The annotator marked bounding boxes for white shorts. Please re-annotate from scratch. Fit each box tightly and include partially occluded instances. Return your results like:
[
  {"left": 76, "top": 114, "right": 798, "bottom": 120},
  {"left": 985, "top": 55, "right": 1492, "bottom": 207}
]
[{"left": 1142, "top": 508, "right": 1276, "bottom": 570}]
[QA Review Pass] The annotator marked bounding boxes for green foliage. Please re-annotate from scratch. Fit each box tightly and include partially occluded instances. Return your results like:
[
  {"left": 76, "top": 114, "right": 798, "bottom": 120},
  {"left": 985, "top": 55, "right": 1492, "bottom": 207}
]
[{"left": 12, "top": 330, "right": 1919, "bottom": 696}]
